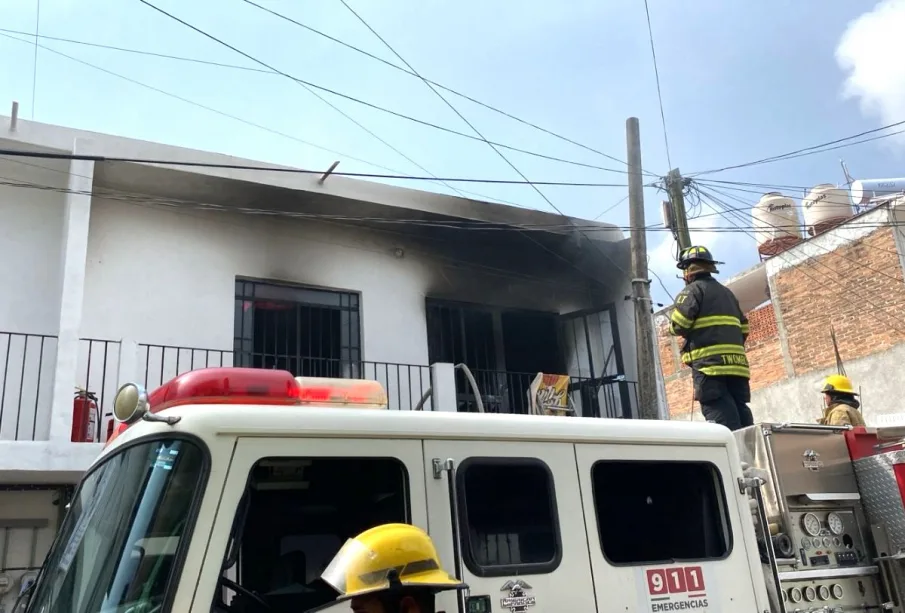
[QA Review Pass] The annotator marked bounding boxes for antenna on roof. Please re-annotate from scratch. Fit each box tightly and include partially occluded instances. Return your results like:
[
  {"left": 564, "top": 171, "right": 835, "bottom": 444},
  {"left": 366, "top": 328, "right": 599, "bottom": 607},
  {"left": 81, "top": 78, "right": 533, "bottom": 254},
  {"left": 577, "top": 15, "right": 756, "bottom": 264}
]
[
  {"left": 318, "top": 161, "right": 340, "bottom": 184},
  {"left": 840, "top": 159, "right": 855, "bottom": 187},
  {"left": 830, "top": 326, "right": 847, "bottom": 377},
  {"left": 9, "top": 100, "right": 18, "bottom": 132}
]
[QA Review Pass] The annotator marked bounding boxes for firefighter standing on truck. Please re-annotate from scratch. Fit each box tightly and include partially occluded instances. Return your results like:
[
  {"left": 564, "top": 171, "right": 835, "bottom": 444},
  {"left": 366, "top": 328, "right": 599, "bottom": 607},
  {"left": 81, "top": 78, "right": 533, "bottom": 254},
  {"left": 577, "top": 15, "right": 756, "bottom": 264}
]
[
  {"left": 818, "top": 374, "right": 866, "bottom": 427},
  {"left": 319, "top": 523, "right": 466, "bottom": 613},
  {"left": 669, "top": 246, "right": 753, "bottom": 431}
]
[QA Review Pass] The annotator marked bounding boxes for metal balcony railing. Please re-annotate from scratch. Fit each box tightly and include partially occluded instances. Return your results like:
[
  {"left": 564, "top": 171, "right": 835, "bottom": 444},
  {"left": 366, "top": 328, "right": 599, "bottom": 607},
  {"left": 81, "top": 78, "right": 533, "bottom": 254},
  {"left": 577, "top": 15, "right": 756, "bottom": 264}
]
[
  {"left": 455, "top": 368, "right": 636, "bottom": 418},
  {"left": 75, "top": 341, "right": 639, "bottom": 442},
  {"left": 0, "top": 332, "right": 58, "bottom": 441}
]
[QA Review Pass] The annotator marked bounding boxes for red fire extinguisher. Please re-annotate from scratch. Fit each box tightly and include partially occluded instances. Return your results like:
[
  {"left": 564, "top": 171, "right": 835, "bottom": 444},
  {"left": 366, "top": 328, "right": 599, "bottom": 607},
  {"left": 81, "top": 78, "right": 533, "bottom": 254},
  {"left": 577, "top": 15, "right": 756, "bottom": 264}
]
[{"left": 72, "top": 387, "right": 99, "bottom": 443}]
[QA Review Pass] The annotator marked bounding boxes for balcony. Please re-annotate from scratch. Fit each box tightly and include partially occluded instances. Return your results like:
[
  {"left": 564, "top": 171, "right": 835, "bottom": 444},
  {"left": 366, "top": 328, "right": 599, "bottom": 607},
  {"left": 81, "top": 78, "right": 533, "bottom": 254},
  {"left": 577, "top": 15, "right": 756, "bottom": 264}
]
[
  {"left": 0, "top": 333, "right": 638, "bottom": 445},
  {"left": 0, "top": 331, "right": 58, "bottom": 441},
  {"left": 77, "top": 341, "right": 636, "bottom": 436}
]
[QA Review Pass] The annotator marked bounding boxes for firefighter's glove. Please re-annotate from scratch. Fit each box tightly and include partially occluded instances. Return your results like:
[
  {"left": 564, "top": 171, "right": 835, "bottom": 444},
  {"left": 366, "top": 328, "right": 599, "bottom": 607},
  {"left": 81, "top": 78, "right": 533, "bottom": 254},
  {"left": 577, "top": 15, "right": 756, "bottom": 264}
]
[{"left": 741, "top": 461, "right": 769, "bottom": 483}]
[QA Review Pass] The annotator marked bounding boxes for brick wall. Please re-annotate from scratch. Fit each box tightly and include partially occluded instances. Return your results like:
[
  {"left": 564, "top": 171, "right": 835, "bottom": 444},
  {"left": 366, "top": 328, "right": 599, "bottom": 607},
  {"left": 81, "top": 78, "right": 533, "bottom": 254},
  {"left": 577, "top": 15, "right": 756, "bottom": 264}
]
[
  {"left": 656, "top": 225, "right": 905, "bottom": 418},
  {"left": 774, "top": 227, "right": 905, "bottom": 376},
  {"left": 657, "top": 301, "right": 783, "bottom": 417}
]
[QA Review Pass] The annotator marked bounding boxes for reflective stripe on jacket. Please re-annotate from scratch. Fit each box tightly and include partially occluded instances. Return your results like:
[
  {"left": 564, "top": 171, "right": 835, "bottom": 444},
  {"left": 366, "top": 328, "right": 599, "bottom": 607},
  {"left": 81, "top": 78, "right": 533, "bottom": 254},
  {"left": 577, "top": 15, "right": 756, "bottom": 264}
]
[
  {"left": 818, "top": 403, "right": 866, "bottom": 427},
  {"left": 668, "top": 274, "right": 750, "bottom": 378}
]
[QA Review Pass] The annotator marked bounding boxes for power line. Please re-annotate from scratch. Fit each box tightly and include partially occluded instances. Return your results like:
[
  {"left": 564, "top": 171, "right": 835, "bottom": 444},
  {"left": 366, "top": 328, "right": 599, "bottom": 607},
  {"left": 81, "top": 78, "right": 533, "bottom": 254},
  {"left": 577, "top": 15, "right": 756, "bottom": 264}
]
[
  {"left": 134, "top": 0, "right": 630, "bottom": 177},
  {"left": 7, "top": 169, "right": 905, "bottom": 238},
  {"left": 0, "top": 32, "right": 536, "bottom": 209},
  {"left": 0, "top": 25, "right": 649, "bottom": 176},
  {"left": 0, "top": 171, "right": 624, "bottom": 292},
  {"left": 0, "top": 146, "right": 629, "bottom": 187},
  {"left": 693, "top": 184, "right": 905, "bottom": 337},
  {"left": 0, "top": 173, "right": 674, "bottom": 233},
  {"left": 335, "top": 0, "right": 630, "bottom": 277},
  {"left": 236, "top": 1, "right": 648, "bottom": 174},
  {"left": 703, "top": 183, "right": 905, "bottom": 286},
  {"left": 642, "top": 0, "right": 671, "bottom": 169},
  {"left": 593, "top": 195, "right": 629, "bottom": 220},
  {"left": 691, "top": 119, "right": 905, "bottom": 176}
]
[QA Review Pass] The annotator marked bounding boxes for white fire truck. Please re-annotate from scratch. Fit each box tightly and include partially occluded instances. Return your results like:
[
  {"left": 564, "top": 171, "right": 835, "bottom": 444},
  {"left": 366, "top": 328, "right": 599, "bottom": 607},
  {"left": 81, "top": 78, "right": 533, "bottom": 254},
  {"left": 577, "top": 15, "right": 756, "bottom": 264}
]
[{"left": 14, "top": 367, "right": 905, "bottom": 613}]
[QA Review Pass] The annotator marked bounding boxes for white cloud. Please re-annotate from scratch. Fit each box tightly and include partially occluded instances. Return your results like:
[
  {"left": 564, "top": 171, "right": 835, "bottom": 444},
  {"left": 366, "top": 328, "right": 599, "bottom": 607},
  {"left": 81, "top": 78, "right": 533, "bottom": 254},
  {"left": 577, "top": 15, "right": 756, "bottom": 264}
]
[{"left": 836, "top": 0, "right": 905, "bottom": 138}]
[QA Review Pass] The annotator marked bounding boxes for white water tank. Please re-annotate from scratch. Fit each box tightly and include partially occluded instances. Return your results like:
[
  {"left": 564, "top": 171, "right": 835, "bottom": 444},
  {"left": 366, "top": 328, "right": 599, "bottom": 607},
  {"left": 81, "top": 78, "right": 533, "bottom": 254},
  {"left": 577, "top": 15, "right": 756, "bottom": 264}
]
[
  {"left": 802, "top": 184, "right": 853, "bottom": 236},
  {"left": 752, "top": 192, "right": 802, "bottom": 259},
  {"left": 851, "top": 177, "right": 905, "bottom": 206}
]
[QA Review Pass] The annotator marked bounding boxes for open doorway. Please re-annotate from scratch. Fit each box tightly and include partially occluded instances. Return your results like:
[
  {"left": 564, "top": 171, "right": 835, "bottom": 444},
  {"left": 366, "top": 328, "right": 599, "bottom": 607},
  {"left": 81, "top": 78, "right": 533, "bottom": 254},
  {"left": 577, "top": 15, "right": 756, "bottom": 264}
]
[{"left": 425, "top": 300, "right": 564, "bottom": 413}]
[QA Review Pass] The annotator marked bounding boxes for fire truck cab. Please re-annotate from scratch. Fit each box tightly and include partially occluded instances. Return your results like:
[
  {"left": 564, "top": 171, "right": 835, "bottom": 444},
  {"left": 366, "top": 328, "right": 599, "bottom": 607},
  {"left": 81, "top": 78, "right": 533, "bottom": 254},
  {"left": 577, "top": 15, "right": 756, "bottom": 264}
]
[{"left": 20, "top": 367, "right": 771, "bottom": 613}]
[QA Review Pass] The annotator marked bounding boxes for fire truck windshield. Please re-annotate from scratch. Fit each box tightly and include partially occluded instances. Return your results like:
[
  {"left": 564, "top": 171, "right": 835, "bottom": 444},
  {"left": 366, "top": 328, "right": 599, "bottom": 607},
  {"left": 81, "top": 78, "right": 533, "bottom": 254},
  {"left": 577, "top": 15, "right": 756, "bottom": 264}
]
[{"left": 25, "top": 437, "right": 206, "bottom": 613}]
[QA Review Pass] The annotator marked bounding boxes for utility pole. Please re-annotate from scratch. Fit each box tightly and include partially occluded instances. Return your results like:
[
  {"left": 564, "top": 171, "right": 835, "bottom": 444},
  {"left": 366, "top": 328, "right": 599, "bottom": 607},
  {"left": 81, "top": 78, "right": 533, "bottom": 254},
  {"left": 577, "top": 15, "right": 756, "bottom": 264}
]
[
  {"left": 667, "top": 168, "right": 692, "bottom": 251},
  {"left": 626, "top": 117, "right": 660, "bottom": 420}
]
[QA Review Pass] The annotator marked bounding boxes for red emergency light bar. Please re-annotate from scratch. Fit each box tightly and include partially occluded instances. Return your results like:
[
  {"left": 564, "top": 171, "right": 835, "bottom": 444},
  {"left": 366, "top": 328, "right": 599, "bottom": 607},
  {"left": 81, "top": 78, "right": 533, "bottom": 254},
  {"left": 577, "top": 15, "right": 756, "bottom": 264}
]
[
  {"left": 105, "top": 368, "right": 388, "bottom": 446},
  {"left": 150, "top": 368, "right": 304, "bottom": 411}
]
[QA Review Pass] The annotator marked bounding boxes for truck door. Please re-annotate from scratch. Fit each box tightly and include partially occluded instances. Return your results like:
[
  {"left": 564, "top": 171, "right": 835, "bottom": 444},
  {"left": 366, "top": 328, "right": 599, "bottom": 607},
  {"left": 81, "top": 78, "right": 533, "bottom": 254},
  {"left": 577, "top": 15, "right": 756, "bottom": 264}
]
[
  {"left": 424, "top": 440, "right": 596, "bottom": 613},
  {"left": 575, "top": 443, "right": 762, "bottom": 612},
  {"left": 190, "top": 437, "right": 427, "bottom": 613}
]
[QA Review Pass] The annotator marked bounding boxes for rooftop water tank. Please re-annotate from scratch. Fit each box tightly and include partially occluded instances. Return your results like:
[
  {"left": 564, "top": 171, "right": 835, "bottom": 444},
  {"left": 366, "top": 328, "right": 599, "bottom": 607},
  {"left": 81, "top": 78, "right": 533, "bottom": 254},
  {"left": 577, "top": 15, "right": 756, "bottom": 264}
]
[
  {"left": 802, "top": 184, "right": 853, "bottom": 236},
  {"left": 752, "top": 192, "right": 802, "bottom": 260},
  {"left": 850, "top": 177, "right": 905, "bottom": 207}
]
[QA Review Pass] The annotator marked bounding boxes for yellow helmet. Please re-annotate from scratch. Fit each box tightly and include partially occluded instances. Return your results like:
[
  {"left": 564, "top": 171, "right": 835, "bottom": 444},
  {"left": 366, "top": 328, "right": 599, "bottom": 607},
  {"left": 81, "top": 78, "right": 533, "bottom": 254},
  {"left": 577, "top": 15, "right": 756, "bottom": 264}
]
[
  {"left": 321, "top": 523, "right": 466, "bottom": 602},
  {"left": 821, "top": 374, "right": 857, "bottom": 396}
]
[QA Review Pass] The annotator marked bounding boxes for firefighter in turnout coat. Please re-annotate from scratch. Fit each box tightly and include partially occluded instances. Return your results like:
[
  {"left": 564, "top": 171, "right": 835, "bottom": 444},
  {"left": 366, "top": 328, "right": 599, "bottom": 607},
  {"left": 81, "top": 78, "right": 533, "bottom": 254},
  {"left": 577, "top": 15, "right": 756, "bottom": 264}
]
[
  {"left": 818, "top": 374, "right": 866, "bottom": 427},
  {"left": 669, "top": 246, "right": 754, "bottom": 431}
]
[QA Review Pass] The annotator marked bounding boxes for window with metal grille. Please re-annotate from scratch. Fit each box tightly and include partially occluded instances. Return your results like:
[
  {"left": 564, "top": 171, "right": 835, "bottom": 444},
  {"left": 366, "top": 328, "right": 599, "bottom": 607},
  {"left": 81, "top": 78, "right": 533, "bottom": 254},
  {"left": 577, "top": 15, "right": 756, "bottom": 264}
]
[
  {"left": 234, "top": 279, "right": 361, "bottom": 378},
  {"left": 456, "top": 457, "right": 561, "bottom": 576},
  {"left": 592, "top": 460, "right": 732, "bottom": 565}
]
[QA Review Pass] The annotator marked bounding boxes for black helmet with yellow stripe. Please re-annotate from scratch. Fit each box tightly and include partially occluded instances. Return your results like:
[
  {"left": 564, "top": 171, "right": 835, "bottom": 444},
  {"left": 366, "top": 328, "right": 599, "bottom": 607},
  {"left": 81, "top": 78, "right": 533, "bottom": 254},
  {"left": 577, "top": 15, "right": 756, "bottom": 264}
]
[{"left": 677, "top": 245, "right": 723, "bottom": 270}]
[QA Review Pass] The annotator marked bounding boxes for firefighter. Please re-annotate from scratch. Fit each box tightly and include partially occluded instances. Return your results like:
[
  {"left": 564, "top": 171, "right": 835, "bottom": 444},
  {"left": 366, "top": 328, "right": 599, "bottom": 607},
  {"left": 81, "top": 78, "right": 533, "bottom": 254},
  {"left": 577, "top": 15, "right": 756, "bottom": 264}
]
[
  {"left": 669, "top": 245, "right": 753, "bottom": 431},
  {"left": 818, "top": 374, "right": 865, "bottom": 427},
  {"left": 319, "top": 523, "right": 466, "bottom": 613}
]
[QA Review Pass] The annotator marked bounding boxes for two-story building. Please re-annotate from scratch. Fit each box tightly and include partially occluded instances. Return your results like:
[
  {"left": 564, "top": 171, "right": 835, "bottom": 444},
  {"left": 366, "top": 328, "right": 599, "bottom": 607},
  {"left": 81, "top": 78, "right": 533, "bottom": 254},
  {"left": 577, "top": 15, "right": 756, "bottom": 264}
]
[{"left": 0, "top": 115, "right": 640, "bottom": 599}]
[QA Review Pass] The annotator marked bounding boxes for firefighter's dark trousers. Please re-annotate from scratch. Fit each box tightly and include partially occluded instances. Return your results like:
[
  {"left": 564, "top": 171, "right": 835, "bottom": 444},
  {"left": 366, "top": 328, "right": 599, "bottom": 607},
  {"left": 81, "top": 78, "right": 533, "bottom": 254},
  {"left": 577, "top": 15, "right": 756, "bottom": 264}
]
[{"left": 693, "top": 372, "right": 754, "bottom": 431}]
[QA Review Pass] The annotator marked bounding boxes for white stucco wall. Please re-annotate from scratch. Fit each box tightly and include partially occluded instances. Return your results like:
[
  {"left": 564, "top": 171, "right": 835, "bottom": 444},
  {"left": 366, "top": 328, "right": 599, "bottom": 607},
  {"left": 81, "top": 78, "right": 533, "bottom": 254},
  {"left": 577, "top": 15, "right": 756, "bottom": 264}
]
[
  {"left": 0, "top": 160, "right": 67, "bottom": 335},
  {"left": 0, "top": 117, "right": 635, "bottom": 471},
  {"left": 0, "top": 160, "right": 68, "bottom": 442},
  {"left": 81, "top": 197, "right": 613, "bottom": 361},
  {"left": 75, "top": 197, "right": 627, "bottom": 415}
]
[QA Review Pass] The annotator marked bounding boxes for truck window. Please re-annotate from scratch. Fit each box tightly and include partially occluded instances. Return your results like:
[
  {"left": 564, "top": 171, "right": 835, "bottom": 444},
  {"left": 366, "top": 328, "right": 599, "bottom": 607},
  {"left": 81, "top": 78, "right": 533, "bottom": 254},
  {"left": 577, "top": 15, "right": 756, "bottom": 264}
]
[
  {"left": 592, "top": 460, "right": 731, "bottom": 565},
  {"left": 456, "top": 458, "right": 561, "bottom": 576},
  {"left": 25, "top": 437, "right": 206, "bottom": 613},
  {"left": 219, "top": 456, "right": 409, "bottom": 613}
]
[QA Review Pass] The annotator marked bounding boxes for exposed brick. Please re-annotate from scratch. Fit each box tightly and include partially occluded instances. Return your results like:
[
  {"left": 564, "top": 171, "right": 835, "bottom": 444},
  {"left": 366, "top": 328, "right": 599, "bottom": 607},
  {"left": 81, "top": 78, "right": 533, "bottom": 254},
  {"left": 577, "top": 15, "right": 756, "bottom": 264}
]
[
  {"left": 657, "top": 299, "right": 784, "bottom": 414},
  {"left": 656, "top": 226, "right": 905, "bottom": 417},
  {"left": 774, "top": 228, "right": 905, "bottom": 376}
]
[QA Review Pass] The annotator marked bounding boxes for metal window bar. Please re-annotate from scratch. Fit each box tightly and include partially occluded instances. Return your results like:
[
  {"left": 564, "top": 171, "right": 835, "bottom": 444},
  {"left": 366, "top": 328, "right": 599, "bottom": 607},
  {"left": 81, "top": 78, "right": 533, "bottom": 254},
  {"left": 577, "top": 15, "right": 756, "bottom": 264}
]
[
  {"left": 457, "top": 368, "right": 637, "bottom": 418},
  {"left": 233, "top": 279, "right": 362, "bottom": 379},
  {"left": 0, "top": 332, "right": 58, "bottom": 441},
  {"left": 78, "top": 339, "right": 122, "bottom": 442}
]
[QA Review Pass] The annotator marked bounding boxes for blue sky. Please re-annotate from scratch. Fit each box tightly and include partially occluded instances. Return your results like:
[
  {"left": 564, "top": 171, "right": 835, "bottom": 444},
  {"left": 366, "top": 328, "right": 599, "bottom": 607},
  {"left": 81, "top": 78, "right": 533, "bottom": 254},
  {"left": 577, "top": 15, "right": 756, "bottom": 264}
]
[{"left": 1, "top": 0, "right": 903, "bottom": 304}]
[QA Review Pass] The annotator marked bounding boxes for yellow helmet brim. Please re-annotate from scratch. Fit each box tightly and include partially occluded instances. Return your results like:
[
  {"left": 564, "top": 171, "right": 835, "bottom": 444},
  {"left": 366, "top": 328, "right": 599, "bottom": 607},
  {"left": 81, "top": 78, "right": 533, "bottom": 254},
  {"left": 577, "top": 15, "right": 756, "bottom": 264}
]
[{"left": 321, "top": 532, "right": 467, "bottom": 600}]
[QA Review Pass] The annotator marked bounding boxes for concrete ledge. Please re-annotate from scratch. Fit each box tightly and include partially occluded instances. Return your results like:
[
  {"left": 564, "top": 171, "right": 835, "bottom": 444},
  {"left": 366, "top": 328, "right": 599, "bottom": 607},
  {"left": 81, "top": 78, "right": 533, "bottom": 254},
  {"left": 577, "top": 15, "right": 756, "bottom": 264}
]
[{"left": 0, "top": 441, "right": 103, "bottom": 483}]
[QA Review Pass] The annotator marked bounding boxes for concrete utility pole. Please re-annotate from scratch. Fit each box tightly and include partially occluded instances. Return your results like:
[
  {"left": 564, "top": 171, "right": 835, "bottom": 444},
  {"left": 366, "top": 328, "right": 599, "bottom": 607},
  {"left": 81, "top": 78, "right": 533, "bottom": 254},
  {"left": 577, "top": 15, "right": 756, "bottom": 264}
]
[
  {"left": 626, "top": 117, "right": 660, "bottom": 420},
  {"left": 667, "top": 168, "right": 692, "bottom": 251}
]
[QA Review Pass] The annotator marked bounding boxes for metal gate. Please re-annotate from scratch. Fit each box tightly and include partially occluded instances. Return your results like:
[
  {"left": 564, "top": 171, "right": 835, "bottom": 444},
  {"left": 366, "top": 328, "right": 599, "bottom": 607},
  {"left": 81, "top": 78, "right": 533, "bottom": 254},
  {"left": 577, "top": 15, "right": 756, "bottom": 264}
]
[{"left": 558, "top": 305, "right": 634, "bottom": 419}]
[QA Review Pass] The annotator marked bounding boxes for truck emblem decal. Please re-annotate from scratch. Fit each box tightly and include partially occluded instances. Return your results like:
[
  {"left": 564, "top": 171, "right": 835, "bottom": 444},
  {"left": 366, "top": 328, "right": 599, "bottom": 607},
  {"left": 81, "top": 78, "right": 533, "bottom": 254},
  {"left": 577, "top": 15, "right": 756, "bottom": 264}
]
[
  {"left": 802, "top": 449, "right": 823, "bottom": 472},
  {"left": 500, "top": 580, "right": 536, "bottom": 613}
]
